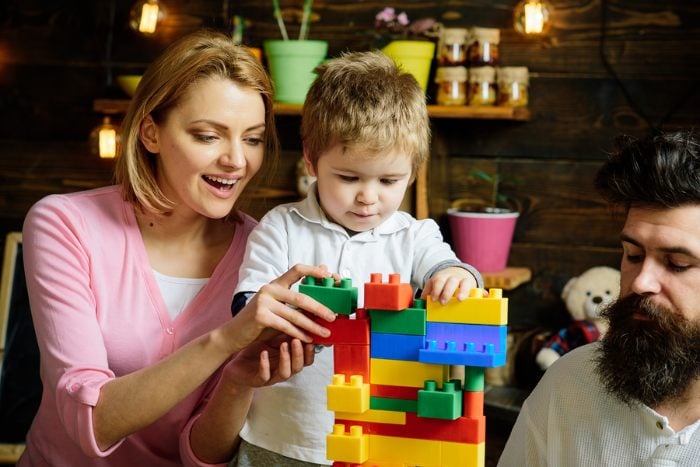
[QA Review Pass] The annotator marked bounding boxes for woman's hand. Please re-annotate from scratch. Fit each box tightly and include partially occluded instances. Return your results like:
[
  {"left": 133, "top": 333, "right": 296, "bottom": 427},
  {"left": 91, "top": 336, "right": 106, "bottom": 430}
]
[
  {"left": 226, "top": 264, "right": 336, "bottom": 352},
  {"left": 222, "top": 334, "right": 316, "bottom": 388}
]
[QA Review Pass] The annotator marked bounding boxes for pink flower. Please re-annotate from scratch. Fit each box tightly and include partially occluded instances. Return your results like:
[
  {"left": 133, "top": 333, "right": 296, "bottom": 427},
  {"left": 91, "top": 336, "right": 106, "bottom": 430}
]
[
  {"left": 375, "top": 7, "right": 396, "bottom": 23},
  {"left": 396, "top": 12, "right": 409, "bottom": 26}
]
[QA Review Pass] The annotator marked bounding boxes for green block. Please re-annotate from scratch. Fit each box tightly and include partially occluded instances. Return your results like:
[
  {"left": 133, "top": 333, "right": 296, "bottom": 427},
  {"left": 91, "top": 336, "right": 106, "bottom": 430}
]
[
  {"left": 368, "top": 301, "right": 426, "bottom": 335},
  {"left": 463, "top": 366, "right": 485, "bottom": 392},
  {"left": 417, "top": 379, "right": 462, "bottom": 420},
  {"left": 299, "top": 276, "right": 357, "bottom": 315},
  {"left": 370, "top": 396, "right": 417, "bottom": 413}
]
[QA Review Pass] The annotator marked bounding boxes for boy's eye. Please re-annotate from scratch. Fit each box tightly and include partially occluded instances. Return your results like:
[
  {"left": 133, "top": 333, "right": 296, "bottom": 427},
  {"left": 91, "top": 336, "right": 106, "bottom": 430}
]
[
  {"left": 624, "top": 254, "right": 643, "bottom": 264},
  {"left": 380, "top": 178, "right": 398, "bottom": 185},
  {"left": 338, "top": 175, "right": 358, "bottom": 182}
]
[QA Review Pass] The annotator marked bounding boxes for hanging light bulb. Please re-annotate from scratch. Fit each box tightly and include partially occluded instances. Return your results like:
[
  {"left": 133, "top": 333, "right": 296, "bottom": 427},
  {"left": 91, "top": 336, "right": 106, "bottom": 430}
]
[
  {"left": 129, "top": 0, "right": 165, "bottom": 35},
  {"left": 514, "top": 0, "right": 552, "bottom": 36},
  {"left": 90, "top": 116, "right": 119, "bottom": 159}
]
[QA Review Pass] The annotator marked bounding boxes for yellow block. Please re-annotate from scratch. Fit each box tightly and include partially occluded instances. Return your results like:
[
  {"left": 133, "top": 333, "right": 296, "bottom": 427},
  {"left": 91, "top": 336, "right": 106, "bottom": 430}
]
[
  {"left": 327, "top": 424, "right": 369, "bottom": 464},
  {"left": 335, "top": 408, "right": 406, "bottom": 425},
  {"left": 368, "top": 434, "right": 442, "bottom": 466},
  {"left": 442, "top": 441, "right": 485, "bottom": 467},
  {"left": 370, "top": 358, "right": 448, "bottom": 388},
  {"left": 327, "top": 374, "right": 370, "bottom": 413},
  {"left": 427, "top": 288, "right": 508, "bottom": 325}
]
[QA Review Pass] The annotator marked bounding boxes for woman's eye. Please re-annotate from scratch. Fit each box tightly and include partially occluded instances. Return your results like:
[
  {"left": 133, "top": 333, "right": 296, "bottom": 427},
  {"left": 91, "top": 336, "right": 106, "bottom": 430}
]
[
  {"left": 668, "top": 261, "right": 690, "bottom": 273},
  {"left": 246, "top": 137, "right": 264, "bottom": 146},
  {"left": 625, "top": 254, "right": 643, "bottom": 264},
  {"left": 195, "top": 134, "right": 217, "bottom": 143}
]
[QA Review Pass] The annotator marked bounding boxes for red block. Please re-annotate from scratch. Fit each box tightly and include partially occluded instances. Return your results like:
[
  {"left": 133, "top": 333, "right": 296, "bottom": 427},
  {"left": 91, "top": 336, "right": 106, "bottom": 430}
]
[
  {"left": 463, "top": 390, "right": 484, "bottom": 418},
  {"left": 364, "top": 273, "right": 413, "bottom": 311},
  {"left": 369, "top": 384, "right": 419, "bottom": 400},
  {"left": 309, "top": 311, "right": 370, "bottom": 345},
  {"left": 335, "top": 412, "right": 485, "bottom": 444},
  {"left": 334, "top": 344, "right": 370, "bottom": 380}
]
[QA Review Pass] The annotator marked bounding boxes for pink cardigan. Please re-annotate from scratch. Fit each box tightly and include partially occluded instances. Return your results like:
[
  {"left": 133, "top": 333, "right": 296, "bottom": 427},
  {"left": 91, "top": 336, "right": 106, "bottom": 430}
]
[{"left": 19, "top": 186, "right": 255, "bottom": 466}]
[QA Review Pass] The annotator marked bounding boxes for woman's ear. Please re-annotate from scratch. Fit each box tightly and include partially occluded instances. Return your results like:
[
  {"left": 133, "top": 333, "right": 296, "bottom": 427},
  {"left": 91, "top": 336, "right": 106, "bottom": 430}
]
[
  {"left": 139, "top": 115, "right": 160, "bottom": 153},
  {"left": 302, "top": 149, "right": 317, "bottom": 176}
]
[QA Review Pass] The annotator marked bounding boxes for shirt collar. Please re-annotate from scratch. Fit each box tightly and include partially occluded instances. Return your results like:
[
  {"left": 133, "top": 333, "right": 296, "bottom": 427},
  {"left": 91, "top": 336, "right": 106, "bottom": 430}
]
[{"left": 290, "top": 182, "right": 412, "bottom": 238}]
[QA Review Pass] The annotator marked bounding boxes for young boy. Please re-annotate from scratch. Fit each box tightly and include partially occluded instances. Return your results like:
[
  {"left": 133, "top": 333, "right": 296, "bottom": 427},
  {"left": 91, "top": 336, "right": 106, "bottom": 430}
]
[{"left": 232, "top": 51, "right": 482, "bottom": 466}]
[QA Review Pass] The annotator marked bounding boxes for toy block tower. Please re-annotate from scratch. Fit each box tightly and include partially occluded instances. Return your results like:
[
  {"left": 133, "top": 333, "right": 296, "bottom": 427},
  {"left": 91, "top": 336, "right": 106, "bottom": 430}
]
[{"left": 302, "top": 273, "right": 508, "bottom": 467}]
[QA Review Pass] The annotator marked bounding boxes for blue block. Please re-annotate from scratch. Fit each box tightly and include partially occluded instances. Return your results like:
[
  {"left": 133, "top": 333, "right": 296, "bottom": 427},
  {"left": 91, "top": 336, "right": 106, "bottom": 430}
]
[
  {"left": 418, "top": 340, "right": 507, "bottom": 367},
  {"left": 370, "top": 332, "right": 425, "bottom": 361},
  {"left": 426, "top": 322, "right": 507, "bottom": 354}
]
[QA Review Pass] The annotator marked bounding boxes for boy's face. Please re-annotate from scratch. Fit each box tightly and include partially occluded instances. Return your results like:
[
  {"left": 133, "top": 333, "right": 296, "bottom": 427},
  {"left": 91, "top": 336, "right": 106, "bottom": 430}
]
[{"left": 305, "top": 144, "right": 413, "bottom": 233}]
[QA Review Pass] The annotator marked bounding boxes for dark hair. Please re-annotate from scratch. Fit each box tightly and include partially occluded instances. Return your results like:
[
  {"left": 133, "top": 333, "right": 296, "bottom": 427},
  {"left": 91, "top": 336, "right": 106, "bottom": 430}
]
[{"left": 595, "top": 131, "right": 700, "bottom": 209}]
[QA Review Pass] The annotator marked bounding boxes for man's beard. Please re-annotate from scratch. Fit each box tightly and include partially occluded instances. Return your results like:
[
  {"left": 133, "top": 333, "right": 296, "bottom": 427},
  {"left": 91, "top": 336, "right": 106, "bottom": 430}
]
[{"left": 595, "top": 293, "right": 700, "bottom": 408}]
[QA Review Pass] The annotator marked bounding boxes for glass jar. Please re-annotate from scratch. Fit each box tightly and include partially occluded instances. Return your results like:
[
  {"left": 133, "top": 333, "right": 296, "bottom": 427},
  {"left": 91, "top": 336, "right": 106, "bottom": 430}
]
[
  {"left": 467, "top": 27, "right": 500, "bottom": 66},
  {"left": 468, "top": 66, "right": 497, "bottom": 106},
  {"left": 435, "top": 66, "right": 467, "bottom": 106},
  {"left": 496, "top": 66, "right": 529, "bottom": 107},
  {"left": 438, "top": 28, "right": 468, "bottom": 66}
]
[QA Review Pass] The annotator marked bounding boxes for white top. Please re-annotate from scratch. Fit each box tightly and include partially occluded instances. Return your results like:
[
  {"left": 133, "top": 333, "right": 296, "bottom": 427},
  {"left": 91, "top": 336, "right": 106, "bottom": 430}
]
[
  {"left": 153, "top": 270, "right": 208, "bottom": 320},
  {"left": 235, "top": 183, "right": 481, "bottom": 464},
  {"left": 498, "top": 343, "right": 700, "bottom": 467}
]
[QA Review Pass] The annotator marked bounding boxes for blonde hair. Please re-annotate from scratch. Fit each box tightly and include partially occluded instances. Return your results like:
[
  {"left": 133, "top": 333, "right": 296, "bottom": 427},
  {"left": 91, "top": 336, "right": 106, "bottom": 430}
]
[
  {"left": 115, "top": 30, "right": 278, "bottom": 218},
  {"left": 301, "top": 51, "right": 430, "bottom": 179}
]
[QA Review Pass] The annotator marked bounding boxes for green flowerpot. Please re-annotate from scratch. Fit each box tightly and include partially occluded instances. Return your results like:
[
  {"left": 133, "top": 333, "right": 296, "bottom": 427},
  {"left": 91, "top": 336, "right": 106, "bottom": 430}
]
[
  {"left": 264, "top": 39, "right": 328, "bottom": 104},
  {"left": 380, "top": 40, "right": 436, "bottom": 92}
]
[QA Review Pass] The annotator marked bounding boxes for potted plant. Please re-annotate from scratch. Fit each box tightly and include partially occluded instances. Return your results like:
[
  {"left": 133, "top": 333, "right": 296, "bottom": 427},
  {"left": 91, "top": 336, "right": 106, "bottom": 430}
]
[
  {"left": 447, "top": 169, "right": 520, "bottom": 273},
  {"left": 264, "top": 0, "right": 328, "bottom": 103},
  {"left": 372, "top": 7, "right": 439, "bottom": 92}
]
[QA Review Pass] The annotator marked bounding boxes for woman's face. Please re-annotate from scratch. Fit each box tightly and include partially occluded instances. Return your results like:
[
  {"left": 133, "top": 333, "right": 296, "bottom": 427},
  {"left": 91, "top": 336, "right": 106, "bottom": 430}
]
[{"left": 141, "top": 76, "right": 266, "bottom": 220}]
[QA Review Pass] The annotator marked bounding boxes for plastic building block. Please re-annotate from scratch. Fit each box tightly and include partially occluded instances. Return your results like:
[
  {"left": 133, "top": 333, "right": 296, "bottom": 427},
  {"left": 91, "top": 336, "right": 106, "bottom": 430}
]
[
  {"left": 370, "top": 358, "right": 448, "bottom": 388},
  {"left": 419, "top": 340, "right": 506, "bottom": 367},
  {"left": 441, "top": 441, "right": 484, "bottom": 467},
  {"left": 335, "top": 409, "right": 406, "bottom": 425},
  {"left": 367, "top": 434, "right": 442, "bottom": 466},
  {"left": 334, "top": 343, "right": 370, "bottom": 381},
  {"left": 417, "top": 380, "right": 462, "bottom": 420},
  {"left": 335, "top": 411, "right": 485, "bottom": 444},
  {"left": 364, "top": 273, "right": 413, "bottom": 311},
  {"left": 463, "top": 366, "right": 485, "bottom": 392},
  {"left": 300, "top": 276, "right": 358, "bottom": 315},
  {"left": 310, "top": 313, "right": 370, "bottom": 346},
  {"left": 369, "top": 384, "right": 419, "bottom": 400},
  {"left": 368, "top": 301, "right": 426, "bottom": 335},
  {"left": 328, "top": 374, "right": 370, "bottom": 413},
  {"left": 426, "top": 288, "right": 507, "bottom": 325},
  {"left": 463, "top": 391, "right": 484, "bottom": 418},
  {"left": 426, "top": 322, "right": 507, "bottom": 354},
  {"left": 327, "top": 424, "right": 369, "bottom": 464},
  {"left": 370, "top": 332, "right": 425, "bottom": 361},
  {"left": 370, "top": 396, "right": 417, "bottom": 413}
]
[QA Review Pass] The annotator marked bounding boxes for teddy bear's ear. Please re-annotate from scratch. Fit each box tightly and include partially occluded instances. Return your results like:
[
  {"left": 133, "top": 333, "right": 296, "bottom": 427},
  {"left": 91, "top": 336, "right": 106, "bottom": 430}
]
[{"left": 561, "top": 276, "right": 577, "bottom": 301}]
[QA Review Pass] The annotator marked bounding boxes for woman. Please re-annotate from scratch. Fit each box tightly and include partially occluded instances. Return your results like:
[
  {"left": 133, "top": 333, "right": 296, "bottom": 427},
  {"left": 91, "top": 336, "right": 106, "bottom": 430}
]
[{"left": 19, "top": 30, "right": 335, "bottom": 466}]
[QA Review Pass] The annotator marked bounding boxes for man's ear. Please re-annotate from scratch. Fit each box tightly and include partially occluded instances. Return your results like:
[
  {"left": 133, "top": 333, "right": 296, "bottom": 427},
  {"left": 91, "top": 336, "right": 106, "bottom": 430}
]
[{"left": 140, "top": 115, "right": 160, "bottom": 153}]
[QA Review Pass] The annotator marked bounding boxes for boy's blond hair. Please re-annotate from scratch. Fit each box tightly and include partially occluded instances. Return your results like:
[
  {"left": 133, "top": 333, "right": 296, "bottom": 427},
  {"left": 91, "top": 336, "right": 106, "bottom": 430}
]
[{"left": 301, "top": 51, "right": 430, "bottom": 179}]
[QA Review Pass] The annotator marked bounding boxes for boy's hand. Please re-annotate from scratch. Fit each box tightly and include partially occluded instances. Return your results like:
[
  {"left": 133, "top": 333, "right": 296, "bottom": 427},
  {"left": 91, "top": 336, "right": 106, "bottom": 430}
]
[{"left": 420, "top": 266, "right": 478, "bottom": 304}]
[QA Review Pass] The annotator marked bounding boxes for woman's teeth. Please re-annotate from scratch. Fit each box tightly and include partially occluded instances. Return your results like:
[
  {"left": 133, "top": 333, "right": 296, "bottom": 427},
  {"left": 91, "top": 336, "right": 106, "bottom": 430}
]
[{"left": 203, "top": 175, "right": 237, "bottom": 190}]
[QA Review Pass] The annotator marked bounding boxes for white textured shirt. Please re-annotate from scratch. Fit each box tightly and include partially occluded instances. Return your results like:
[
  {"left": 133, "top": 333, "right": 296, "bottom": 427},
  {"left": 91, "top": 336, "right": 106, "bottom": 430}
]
[
  {"left": 235, "top": 184, "right": 481, "bottom": 464},
  {"left": 499, "top": 343, "right": 700, "bottom": 467}
]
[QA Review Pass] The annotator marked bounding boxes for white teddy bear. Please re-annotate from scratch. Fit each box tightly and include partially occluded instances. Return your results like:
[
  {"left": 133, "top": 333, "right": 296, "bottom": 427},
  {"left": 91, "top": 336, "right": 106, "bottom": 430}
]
[{"left": 535, "top": 266, "right": 621, "bottom": 370}]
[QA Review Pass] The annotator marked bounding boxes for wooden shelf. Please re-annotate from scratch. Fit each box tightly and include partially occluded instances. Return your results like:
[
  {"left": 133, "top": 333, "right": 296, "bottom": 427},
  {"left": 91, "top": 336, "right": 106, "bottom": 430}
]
[
  {"left": 94, "top": 99, "right": 530, "bottom": 121},
  {"left": 482, "top": 267, "right": 532, "bottom": 290}
]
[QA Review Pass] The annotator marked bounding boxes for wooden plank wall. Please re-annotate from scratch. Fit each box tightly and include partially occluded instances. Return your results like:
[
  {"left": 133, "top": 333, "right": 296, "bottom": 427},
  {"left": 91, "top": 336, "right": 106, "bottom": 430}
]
[{"left": 1, "top": 0, "right": 699, "bottom": 332}]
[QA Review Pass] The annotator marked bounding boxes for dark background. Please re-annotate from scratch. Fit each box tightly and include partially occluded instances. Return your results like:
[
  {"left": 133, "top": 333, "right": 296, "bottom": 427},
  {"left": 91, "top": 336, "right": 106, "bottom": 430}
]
[{"left": 1, "top": 0, "right": 699, "bottom": 460}]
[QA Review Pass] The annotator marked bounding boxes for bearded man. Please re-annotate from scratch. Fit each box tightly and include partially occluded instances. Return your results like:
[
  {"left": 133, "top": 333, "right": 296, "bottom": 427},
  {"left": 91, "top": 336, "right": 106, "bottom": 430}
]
[{"left": 499, "top": 131, "right": 700, "bottom": 466}]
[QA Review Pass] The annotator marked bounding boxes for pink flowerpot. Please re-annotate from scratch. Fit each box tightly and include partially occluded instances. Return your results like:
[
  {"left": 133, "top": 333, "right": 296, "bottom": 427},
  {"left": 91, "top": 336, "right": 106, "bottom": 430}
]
[{"left": 447, "top": 208, "right": 519, "bottom": 273}]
